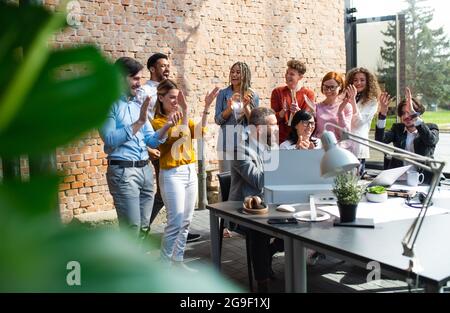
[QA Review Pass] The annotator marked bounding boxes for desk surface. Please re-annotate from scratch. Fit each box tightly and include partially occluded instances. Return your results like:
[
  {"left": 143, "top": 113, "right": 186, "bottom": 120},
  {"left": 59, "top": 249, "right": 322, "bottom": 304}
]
[{"left": 207, "top": 201, "right": 450, "bottom": 289}]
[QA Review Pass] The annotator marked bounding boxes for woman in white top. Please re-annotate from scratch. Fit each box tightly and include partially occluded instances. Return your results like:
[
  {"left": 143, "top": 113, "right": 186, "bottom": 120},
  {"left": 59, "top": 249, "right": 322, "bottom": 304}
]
[
  {"left": 280, "top": 110, "right": 321, "bottom": 150},
  {"left": 345, "top": 67, "right": 381, "bottom": 176}
]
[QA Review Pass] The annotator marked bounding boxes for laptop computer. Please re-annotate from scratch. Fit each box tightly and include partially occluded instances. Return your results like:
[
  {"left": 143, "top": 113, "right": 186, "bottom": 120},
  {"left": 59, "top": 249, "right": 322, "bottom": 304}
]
[{"left": 368, "top": 165, "right": 412, "bottom": 187}]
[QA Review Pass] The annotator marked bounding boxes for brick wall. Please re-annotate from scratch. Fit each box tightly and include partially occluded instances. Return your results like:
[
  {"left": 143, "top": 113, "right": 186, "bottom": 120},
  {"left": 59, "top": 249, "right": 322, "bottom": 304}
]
[{"left": 42, "top": 0, "right": 346, "bottom": 222}]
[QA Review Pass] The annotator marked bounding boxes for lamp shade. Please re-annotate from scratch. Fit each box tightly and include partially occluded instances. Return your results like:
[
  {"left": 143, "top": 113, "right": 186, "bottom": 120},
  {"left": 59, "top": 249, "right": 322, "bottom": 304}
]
[{"left": 320, "top": 131, "right": 360, "bottom": 177}]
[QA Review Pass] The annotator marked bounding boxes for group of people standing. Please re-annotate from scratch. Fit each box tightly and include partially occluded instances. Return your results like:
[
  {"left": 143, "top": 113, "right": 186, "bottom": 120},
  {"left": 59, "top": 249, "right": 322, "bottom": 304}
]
[
  {"left": 216, "top": 59, "right": 384, "bottom": 177},
  {"left": 99, "top": 52, "right": 439, "bottom": 286}
]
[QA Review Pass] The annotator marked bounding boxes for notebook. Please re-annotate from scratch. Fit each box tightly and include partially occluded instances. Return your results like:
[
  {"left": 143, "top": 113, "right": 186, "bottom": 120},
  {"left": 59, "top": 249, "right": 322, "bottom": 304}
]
[{"left": 368, "top": 165, "right": 412, "bottom": 187}]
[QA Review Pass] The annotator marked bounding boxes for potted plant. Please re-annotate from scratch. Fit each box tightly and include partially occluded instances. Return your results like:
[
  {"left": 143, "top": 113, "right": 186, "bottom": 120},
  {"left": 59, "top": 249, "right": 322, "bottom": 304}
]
[
  {"left": 332, "top": 172, "right": 365, "bottom": 222},
  {"left": 366, "top": 186, "right": 388, "bottom": 203}
]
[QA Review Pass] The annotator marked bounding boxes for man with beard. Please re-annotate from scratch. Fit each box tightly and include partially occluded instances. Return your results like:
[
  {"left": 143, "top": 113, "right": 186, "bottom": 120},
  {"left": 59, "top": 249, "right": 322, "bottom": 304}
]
[
  {"left": 141, "top": 53, "right": 201, "bottom": 243},
  {"left": 376, "top": 88, "right": 439, "bottom": 184},
  {"left": 229, "top": 107, "right": 281, "bottom": 293},
  {"left": 100, "top": 57, "right": 180, "bottom": 237}
]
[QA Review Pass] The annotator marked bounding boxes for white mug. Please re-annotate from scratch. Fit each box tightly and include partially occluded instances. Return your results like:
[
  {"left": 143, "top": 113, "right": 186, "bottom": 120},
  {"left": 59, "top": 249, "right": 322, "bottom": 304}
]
[{"left": 407, "top": 171, "right": 425, "bottom": 186}]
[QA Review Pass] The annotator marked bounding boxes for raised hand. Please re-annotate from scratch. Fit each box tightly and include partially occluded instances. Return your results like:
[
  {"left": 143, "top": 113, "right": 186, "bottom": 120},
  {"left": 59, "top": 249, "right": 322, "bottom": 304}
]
[
  {"left": 205, "top": 87, "right": 220, "bottom": 110},
  {"left": 338, "top": 90, "right": 350, "bottom": 114},
  {"left": 303, "top": 94, "right": 316, "bottom": 114},
  {"left": 167, "top": 111, "right": 183, "bottom": 127},
  {"left": 296, "top": 135, "right": 311, "bottom": 150},
  {"left": 138, "top": 96, "right": 151, "bottom": 124},
  {"left": 177, "top": 90, "right": 188, "bottom": 112},
  {"left": 226, "top": 97, "right": 233, "bottom": 111},
  {"left": 405, "top": 87, "right": 416, "bottom": 115},
  {"left": 290, "top": 101, "right": 300, "bottom": 113},
  {"left": 243, "top": 92, "right": 254, "bottom": 108},
  {"left": 378, "top": 91, "right": 393, "bottom": 116},
  {"left": 346, "top": 85, "right": 357, "bottom": 107}
]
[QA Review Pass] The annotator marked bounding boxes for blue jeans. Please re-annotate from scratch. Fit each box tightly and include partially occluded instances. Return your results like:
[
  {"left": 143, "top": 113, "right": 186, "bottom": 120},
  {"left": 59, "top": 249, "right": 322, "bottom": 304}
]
[{"left": 106, "top": 164, "right": 155, "bottom": 236}]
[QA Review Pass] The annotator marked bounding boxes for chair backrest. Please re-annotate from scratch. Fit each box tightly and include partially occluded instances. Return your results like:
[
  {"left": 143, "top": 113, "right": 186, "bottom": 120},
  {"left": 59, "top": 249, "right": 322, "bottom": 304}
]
[{"left": 217, "top": 171, "right": 231, "bottom": 201}]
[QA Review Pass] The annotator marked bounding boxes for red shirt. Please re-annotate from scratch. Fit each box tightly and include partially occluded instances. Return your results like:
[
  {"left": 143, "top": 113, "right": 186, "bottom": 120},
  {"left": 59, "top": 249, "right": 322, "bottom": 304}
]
[{"left": 270, "top": 86, "right": 315, "bottom": 143}]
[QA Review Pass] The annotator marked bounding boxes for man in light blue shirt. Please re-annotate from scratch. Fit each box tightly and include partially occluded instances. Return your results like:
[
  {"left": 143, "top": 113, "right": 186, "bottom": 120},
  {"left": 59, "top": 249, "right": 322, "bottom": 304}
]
[{"left": 100, "top": 57, "right": 181, "bottom": 237}]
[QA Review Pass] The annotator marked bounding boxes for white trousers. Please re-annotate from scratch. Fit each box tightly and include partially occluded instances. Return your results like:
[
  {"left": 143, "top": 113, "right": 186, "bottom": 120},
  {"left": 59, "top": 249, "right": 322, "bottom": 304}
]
[{"left": 159, "top": 163, "right": 198, "bottom": 262}]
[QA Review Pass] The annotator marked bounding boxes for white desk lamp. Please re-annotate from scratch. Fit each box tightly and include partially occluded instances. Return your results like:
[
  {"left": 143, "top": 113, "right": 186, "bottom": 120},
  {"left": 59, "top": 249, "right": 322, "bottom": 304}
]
[{"left": 320, "top": 124, "right": 446, "bottom": 271}]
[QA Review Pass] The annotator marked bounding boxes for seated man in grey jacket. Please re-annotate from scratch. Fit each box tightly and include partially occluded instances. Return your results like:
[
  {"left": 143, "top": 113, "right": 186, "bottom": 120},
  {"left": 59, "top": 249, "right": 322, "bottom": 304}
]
[{"left": 229, "top": 107, "right": 281, "bottom": 292}]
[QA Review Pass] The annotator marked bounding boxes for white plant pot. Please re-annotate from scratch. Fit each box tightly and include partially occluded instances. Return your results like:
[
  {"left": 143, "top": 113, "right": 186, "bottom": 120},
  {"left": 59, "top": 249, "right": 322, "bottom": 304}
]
[{"left": 366, "top": 192, "right": 388, "bottom": 203}]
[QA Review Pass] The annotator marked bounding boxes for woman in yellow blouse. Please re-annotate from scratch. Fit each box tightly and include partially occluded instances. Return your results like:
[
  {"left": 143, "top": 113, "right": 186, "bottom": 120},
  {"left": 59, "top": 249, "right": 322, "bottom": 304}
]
[{"left": 152, "top": 79, "right": 219, "bottom": 265}]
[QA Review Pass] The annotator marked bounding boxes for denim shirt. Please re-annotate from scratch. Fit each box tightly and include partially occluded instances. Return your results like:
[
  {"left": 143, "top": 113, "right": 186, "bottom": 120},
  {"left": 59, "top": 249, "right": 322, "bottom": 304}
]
[
  {"left": 214, "top": 86, "right": 259, "bottom": 152},
  {"left": 99, "top": 95, "right": 165, "bottom": 161}
]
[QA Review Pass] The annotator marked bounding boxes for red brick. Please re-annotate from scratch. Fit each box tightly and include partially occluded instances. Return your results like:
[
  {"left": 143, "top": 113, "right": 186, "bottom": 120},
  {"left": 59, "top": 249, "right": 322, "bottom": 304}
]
[
  {"left": 80, "top": 146, "right": 91, "bottom": 154},
  {"left": 64, "top": 175, "right": 76, "bottom": 183},
  {"left": 57, "top": 155, "right": 70, "bottom": 163},
  {"left": 77, "top": 161, "right": 90, "bottom": 168},
  {"left": 71, "top": 182, "right": 84, "bottom": 189},
  {"left": 84, "top": 181, "right": 97, "bottom": 187},
  {"left": 79, "top": 187, "right": 92, "bottom": 194},
  {"left": 62, "top": 162, "right": 76, "bottom": 170},
  {"left": 90, "top": 159, "right": 103, "bottom": 166},
  {"left": 71, "top": 168, "right": 84, "bottom": 175},
  {"left": 70, "top": 154, "right": 83, "bottom": 162},
  {"left": 76, "top": 174, "right": 88, "bottom": 181},
  {"left": 74, "top": 195, "right": 87, "bottom": 202},
  {"left": 80, "top": 200, "right": 91, "bottom": 208},
  {"left": 65, "top": 189, "right": 78, "bottom": 197},
  {"left": 86, "top": 166, "right": 98, "bottom": 174},
  {"left": 59, "top": 183, "right": 71, "bottom": 191}
]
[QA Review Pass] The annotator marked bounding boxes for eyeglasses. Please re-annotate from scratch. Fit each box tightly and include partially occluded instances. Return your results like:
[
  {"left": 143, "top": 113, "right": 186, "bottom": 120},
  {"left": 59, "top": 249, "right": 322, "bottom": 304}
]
[
  {"left": 300, "top": 121, "right": 315, "bottom": 128},
  {"left": 323, "top": 84, "right": 339, "bottom": 91}
]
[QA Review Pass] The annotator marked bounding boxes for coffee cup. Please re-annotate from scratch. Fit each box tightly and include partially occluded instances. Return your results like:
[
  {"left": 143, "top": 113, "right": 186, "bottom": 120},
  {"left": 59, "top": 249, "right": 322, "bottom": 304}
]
[{"left": 407, "top": 171, "right": 424, "bottom": 186}]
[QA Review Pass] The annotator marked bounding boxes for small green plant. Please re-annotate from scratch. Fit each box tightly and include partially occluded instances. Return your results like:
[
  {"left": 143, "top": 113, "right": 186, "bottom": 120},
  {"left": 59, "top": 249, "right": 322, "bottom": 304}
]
[
  {"left": 332, "top": 172, "right": 365, "bottom": 205},
  {"left": 367, "top": 186, "right": 387, "bottom": 194}
]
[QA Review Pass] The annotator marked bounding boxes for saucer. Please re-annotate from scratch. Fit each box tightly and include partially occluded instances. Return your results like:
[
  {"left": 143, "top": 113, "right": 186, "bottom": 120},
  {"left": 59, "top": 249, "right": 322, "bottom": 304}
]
[{"left": 293, "top": 210, "right": 330, "bottom": 222}]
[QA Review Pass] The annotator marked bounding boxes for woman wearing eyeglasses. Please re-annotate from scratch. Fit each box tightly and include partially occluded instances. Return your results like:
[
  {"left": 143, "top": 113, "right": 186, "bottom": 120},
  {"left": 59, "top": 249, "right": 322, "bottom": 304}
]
[
  {"left": 345, "top": 67, "right": 381, "bottom": 175},
  {"left": 280, "top": 110, "right": 321, "bottom": 150},
  {"left": 314, "top": 71, "right": 353, "bottom": 142}
]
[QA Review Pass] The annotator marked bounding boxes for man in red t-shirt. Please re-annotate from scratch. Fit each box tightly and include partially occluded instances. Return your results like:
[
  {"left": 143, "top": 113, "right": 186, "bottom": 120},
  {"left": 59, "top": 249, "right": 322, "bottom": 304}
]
[{"left": 271, "top": 60, "right": 315, "bottom": 143}]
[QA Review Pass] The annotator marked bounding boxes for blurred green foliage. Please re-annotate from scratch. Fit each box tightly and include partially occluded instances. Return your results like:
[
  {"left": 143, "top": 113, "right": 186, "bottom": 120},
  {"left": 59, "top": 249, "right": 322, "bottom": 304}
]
[{"left": 0, "top": 2, "right": 238, "bottom": 292}]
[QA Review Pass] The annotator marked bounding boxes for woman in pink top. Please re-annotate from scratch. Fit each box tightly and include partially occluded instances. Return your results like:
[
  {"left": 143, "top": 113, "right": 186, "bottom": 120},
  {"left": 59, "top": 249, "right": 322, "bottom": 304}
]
[{"left": 314, "top": 71, "right": 353, "bottom": 142}]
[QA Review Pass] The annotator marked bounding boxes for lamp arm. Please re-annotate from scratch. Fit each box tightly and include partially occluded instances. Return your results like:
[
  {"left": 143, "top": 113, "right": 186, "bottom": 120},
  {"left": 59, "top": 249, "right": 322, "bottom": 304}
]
[
  {"left": 324, "top": 122, "right": 432, "bottom": 162},
  {"left": 402, "top": 162, "right": 445, "bottom": 258},
  {"left": 324, "top": 122, "right": 447, "bottom": 265},
  {"left": 349, "top": 135, "right": 435, "bottom": 172}
]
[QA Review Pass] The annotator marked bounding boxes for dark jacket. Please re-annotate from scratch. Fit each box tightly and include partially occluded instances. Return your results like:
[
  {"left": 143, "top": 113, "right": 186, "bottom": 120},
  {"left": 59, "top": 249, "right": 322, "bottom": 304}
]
[{"left": 375, "top": 121, "right": 439, "bottom": 184}]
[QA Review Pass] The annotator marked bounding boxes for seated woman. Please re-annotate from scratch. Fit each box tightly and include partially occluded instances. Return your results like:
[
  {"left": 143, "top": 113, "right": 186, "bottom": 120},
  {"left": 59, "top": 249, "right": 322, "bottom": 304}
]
[{"left": 279, "top": 110, "right": 321, "bottom": 150}]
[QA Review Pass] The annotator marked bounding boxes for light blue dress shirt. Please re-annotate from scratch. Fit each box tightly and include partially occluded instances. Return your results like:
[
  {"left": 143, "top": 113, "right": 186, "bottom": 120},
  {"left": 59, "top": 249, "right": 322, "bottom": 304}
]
[{"left": 99, "top": 95, "right": 165, "bottom": 161}]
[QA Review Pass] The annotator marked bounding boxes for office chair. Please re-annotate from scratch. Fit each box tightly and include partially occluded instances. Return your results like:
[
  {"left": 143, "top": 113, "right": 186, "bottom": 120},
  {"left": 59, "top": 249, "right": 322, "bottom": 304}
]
[{"left": 216, "top": 171, "right": 254, "bottom": 292}]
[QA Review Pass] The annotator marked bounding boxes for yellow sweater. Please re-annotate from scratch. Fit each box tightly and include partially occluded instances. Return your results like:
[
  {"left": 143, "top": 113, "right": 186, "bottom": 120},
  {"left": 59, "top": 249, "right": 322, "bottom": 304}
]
[{"left": 151, "top": 115, "right": 206, "bottom": 170}]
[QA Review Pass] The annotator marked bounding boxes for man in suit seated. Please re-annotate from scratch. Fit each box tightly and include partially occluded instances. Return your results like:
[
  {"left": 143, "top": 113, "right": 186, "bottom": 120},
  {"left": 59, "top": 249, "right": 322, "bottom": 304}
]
[
  {"left": 228, "top": 107, "right": 282, "bottom": 293},
  {"left": 375, "top": 89, "right": 439, "bottom": 184}
]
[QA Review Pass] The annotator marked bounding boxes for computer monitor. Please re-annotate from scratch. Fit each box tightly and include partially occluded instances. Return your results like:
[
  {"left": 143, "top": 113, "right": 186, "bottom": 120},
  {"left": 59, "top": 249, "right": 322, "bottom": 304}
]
[{"left": 264, "top": 149, "right": 334, "bottom": 204}]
